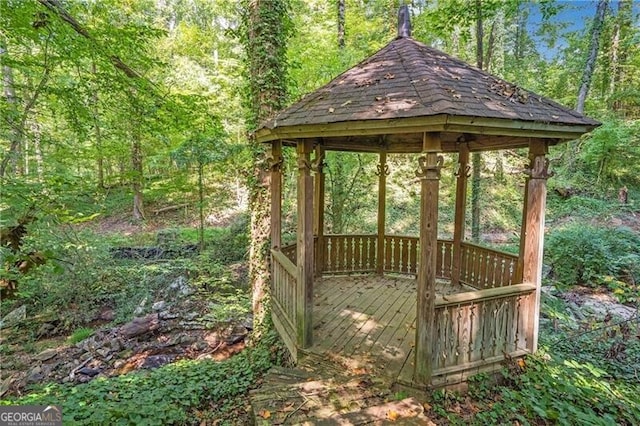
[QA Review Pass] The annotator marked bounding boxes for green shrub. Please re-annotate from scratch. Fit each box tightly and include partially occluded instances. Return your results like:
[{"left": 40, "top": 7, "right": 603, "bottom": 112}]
[
  {"left": 67, "top": 327, "right": 94, "bottom": 344},
  {"left": 1, "top": 332, "right": 282, "bottom": 425},
  {"left": 545, "top": 224, "right": 640, "bottom": 288}
]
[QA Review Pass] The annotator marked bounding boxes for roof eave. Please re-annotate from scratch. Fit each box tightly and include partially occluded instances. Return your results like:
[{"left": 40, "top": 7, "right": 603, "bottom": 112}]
[{"left": 256, "top": 114, "right": 599, "bottom": 144}]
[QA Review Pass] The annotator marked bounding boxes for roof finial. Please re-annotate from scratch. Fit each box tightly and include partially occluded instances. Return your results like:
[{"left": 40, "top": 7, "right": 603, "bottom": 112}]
[{"left": 397, "top": 5, "right": 411, "bottom": 38}]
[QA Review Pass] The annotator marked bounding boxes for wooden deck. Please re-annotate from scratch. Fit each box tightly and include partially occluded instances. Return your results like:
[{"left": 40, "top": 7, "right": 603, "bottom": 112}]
[{"left": 308, "top": 275, "right": 469, "bottom": 382}]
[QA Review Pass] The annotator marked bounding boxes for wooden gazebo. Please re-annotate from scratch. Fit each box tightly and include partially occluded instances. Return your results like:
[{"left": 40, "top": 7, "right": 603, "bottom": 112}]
[{"left": 256, "top": 13, "right": 599, "bottom": 389}]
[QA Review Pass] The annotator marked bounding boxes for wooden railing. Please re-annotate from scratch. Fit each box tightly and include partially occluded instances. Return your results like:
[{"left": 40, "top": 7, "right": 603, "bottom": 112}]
[
  {"left": 281, "top": 243, "right": 297, "bottom": 265},
  {"left": 271, "top": 249, "right": 298, "bottom": 359},
  {"left": 459, "top": 242, "right": 519, "bottom": 289},
  {"left": 431, "top": 283, "right": 535, "bottom": 379},
  {"left": 323, "top": 234, "right": 377, "bottom": 274}
]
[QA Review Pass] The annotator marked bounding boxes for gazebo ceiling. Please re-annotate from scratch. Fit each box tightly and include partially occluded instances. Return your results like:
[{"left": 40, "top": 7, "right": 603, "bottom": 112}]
[{"left": 256, "top": 36, "right": 600, "bottom": 153}]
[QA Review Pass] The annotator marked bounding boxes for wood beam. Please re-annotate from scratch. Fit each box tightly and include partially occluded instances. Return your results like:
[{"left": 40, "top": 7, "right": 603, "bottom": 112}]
[
  {"left": 376, "top": 151, "right": 389, "bottom": 274},
  {"left": 270, "top": 141, "right": 283, "bottom": 251},
  {"left": 414, "top": 132, "right": 442, "bottom": 385},
  {"left": 451, "top": 144, "right": 469, "bottom": 285},
  {"left": 520, "top": 142, "right": 550, "bottom": 353},
  {"left": 296, "top": 140, "right": 314, "bottom": 348},
  {"left": 313, "top": 145, "right": 326, "bottom": 276}
]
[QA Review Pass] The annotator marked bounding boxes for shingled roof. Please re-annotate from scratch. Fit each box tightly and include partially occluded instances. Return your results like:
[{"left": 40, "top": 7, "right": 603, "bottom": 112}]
[{"left": 256, "top": 36, "right": 600, "bottom": 151}]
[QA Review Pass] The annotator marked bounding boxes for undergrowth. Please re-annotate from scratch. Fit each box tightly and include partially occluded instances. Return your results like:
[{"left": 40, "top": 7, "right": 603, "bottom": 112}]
[{"left": 1, "top": 331, "right": 282, "bottom": 425}]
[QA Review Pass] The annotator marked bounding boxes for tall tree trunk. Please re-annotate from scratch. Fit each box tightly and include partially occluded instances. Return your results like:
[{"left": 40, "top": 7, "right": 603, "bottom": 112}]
[
  {"left": 471, "top": 0, "right": 484, "bottom": 242},
  {"left": 576, "top": 0, "right": 608, "bottom": 113},
  {"left": 609, "top": 0, "right": 632, "bottom": 111},
  {"left": 1, "top": 41, "right": 23, "bottom": 178},
  {"left": 243, "top": 0, "right": 291, "bottom": 336},
  {"left": 337, "top": 0, "right": 345, "bottom": 49},
  {"left": 131, "top": 126, "right": 145, "bottom": 220},
  {"left": 92, "top": 62, "right": 105, "bottom": 189}
]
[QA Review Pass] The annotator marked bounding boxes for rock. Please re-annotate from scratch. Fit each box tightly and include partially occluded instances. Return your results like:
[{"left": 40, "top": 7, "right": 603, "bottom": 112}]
[
  {"left": 96, "top": 348, "right": 111, "bottom": 358},
  {"left": 179, "top": 321, "right": 205, "bottom": 330},
  {"left": 179, "top": 335, "right": 197, "bottom": 345},
  {"left": 26, "top": 366, "right": 43, "bottom": 384},
  {"left": 77, "top": 367, "right": 101, "bottom": 377},
  {"left": 117, "top": 349, "right": 133, "bottom": 359},
  {"left": 183, "top": 312, "right": 199, "bottom": 321},
  {"left": 226, "top": 334, "right": 245, "bottom": 345},
  {"left": 192, "top": 341, "right": 209, "bottom": 351},
  {"left": 62, "top": 376, "right": 71, "bottom": 384},
  {"left": 159, "top": 310, "right": 178, "bottom": 320},
  {"left": 180, "top": 286, "right": 195, "bottom": 297},
  {"left": 36, "top": 323, "right": 56, "bottom": 337},
  {"left": 133, "top": 297, "right": 148, "bottom": 316},
  {"left": 140, "top": 355, "right": 174, "bottom": 369},
  {"left": 80, "top": 352, "right": 93, "bottom": 362},
  {"left": 169, "top": 276, "right": 187, "bottom": 291},
  {"left": 113, "top": 360, "right": 125, "bottom": 369},
  {"left": 98, "top": 309, "right": 115, "bottom": 322},
  {"left": 120, "top": 313, "right": 160, "bottom": 338},
  {"left": 152, "top": 301, "right": 166, "bottom": 312},
  {"left": 34, "top": 348, "right": 57, "bottom": 361},
  {"left": 0, "top": 305, "right": 26, "bottom": 329},
  {"left": 107, "top": 338, "right": 122, "bottom": 352},
  {"left": 242, "top": 315, "right": 254, "bottom": 331}
]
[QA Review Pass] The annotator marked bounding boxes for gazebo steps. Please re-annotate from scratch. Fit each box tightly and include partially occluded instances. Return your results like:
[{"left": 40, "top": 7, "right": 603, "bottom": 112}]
[{"left": 250, "top": 352, "right": 433, "bottom": 424}]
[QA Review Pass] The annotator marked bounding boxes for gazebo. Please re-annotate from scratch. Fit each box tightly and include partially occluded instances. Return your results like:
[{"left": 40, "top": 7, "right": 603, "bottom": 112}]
[{"left": 256, "top": 10, "right": 599, "bottom": 389}]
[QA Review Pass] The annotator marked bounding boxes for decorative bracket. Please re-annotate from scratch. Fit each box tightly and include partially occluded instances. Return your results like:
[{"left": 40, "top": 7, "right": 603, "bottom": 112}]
[
  {"left": 524, "top": 155, "right": 553, "bottom": 179},
  {"left": 267, "top": 155, "right": 284, "bottom": 172},
  {"left": 416, "top": 154, "right": 444, "bottom": 180},
  {"left": 297, "top": 156, "right": 312, "bottom": 171},
  {"left": 375, "top": 163, "right": 390, "bottom": 177},
  {"left": 454, "top": 162, "right": 471, "bottom": 178},
  {"left": 311, "top": 151, "right": 325, "bottom": 173}
]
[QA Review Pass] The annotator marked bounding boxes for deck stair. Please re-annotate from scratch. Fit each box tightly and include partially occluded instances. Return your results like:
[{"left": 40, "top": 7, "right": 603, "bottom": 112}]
[{"left": 250, "top": 352, "right": 432, "bottom": 425}]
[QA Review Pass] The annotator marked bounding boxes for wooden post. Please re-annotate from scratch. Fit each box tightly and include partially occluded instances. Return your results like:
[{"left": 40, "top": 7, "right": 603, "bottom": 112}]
[
  {"left": 521, "top": 142, "right": 549, "bottom": 353},
  {"left": 313, "top": 145, "right": 325, "bottom": 276},
  {"left": 451, "top": 145, "right": 469, "bottom": 285},
  {"left": 270, "top": 140, "right": 283, "bottom": 251},
  {"left": 376, "top": 151, "right": 388, "bottom": 274},
  {"left": 414, "top": 132, "right": 442, "bottom": 385},
  {"left": 296, "top": 140, "right": 314, "bottom": 348}
]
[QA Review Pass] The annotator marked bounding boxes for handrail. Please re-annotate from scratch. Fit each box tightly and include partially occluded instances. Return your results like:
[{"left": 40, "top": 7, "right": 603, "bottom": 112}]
[
  {"left": 272, "top": 248, "right": 297, "bottom": 277},
  {"left": 435, "top": 282, "right": 535, "bottom": 308},
  {"left": 460, "top": 241, "right": 518, "bottom": 260}
]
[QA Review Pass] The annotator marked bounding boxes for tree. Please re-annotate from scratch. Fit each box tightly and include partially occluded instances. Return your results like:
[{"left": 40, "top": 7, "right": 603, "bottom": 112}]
[
  {"left": 241, "top": 0, "right": 292, "bottom": 335},
  {"left": 576, "top": 0, "right": 608, "bottom": 113},
  {"left": 337, "top": 0, "right": 345, "bottom": 49}
]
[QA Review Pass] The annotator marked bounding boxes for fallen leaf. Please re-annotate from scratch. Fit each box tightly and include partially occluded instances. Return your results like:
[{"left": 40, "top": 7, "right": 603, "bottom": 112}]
[
  {"left": 384, "top": 73, "right": 395, "bottom": 79},
  {"left": 423, "top": 402, "right": 432, "bottom": 411},
  {"left": 281, "top": 402, "right": 295, "bottom": 412},
  {"left": 258, "top": 410, "right": 271, "bottom": 419},
  {"left": 340, "top": 100, "right": 352, "bottom": 107},
  {"left": 387, "top": 410, "right": 399, "bottom": 421},
  {"left": 328, "top": 107, "right": 335, "bottom": 113},
  {"left": 517, "top": 358, "right": 526, "bottom": 369}
]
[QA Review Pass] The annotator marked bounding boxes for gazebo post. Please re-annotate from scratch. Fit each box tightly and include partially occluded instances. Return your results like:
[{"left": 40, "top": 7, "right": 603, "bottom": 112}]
[
  {"left": 270, "top": 140, "right": 283, "bottom": 251},
  {"left": 521, "top": 141, "right": 550, "bottom": 353},
  {"left": 451, "top": 144, "right": 469, "bottom": 285},
  {"left": 313, "top": 145, "right": 325, "bottom": 276},
  {"left": 296, "top": 140, "right": 314, "bottom": 348},
  {"left": 376, "top": 151, "right": 388, "bottom": 275},
  {"left": 414, "top": 132, "right": 442, "bottom": 385}
]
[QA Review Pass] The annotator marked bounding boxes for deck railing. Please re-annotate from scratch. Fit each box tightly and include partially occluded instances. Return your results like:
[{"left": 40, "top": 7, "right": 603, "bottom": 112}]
[
  {"left": 271, "top": 248, "right": 298, "bottom": 359},
  {"left": 323, "top": 234, "right": 377, "bottom": 273},
  {"left": 431, "top": 283, "right": 535, "bottom": 385},
  {"left": 459, "top": 242, "right": 519, "bottom": 289}
]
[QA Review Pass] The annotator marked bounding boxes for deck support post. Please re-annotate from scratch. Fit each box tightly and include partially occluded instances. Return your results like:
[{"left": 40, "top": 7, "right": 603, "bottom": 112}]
[
  {"left": 270, "top": 140, "right": 283, "bottom": 252},
  {"left": 376, "top": 151, "right": 388, "bottom": 274},
  {"left": 313, "top": 145, "right": 325, "bottom": 277},
  {"left": 520, "top": 141, "right": 549, "bottom": 353},
  {"left": 414, "top": 132, "right": 442, "bottom": 385},
  {"left": 451, "top": 144, "right": 469, "bottom": 285},
  {"left": 296, "top": 140, "right": 314, "bottom": 348}
]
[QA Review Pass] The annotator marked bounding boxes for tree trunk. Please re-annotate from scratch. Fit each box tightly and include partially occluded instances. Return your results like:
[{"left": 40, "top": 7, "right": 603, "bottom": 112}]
[
  {"left": 92, "top": 62, "right": 105, "bottom": 189},
  {"left": 337, "top": 0, "right": 345, "bottom": 49},
  {"left": 609, "top": 0, "right": 632, "bottom": 111},
  {"left": 131, "top": 128, "right": 145, "bottom": 220},
  {"left": 576, "top": 0, "right": 608, "bottom": 114},
  {"left": 198, "top": 162, "right": 205, "bottom": 252},
  {"left": 0, "top": 41, "right": 23, "bottom": 178},
  {"left": 243, "top": 0, "right": 291, "bottom": 337},
  {"left": 471, "top": 0, "right": 484, "bottom": 243}
]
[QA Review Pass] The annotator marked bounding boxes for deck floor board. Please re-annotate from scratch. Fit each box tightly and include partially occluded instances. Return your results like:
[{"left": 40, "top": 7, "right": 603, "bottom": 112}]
[{"left": 311, "top": 275, "right": 467, "bottom": 381}]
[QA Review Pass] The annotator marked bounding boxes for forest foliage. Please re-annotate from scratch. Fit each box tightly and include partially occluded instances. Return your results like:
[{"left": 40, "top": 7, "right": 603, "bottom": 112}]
[{"left": 1, "top": 0, "right": 639, "bottom": 423}]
